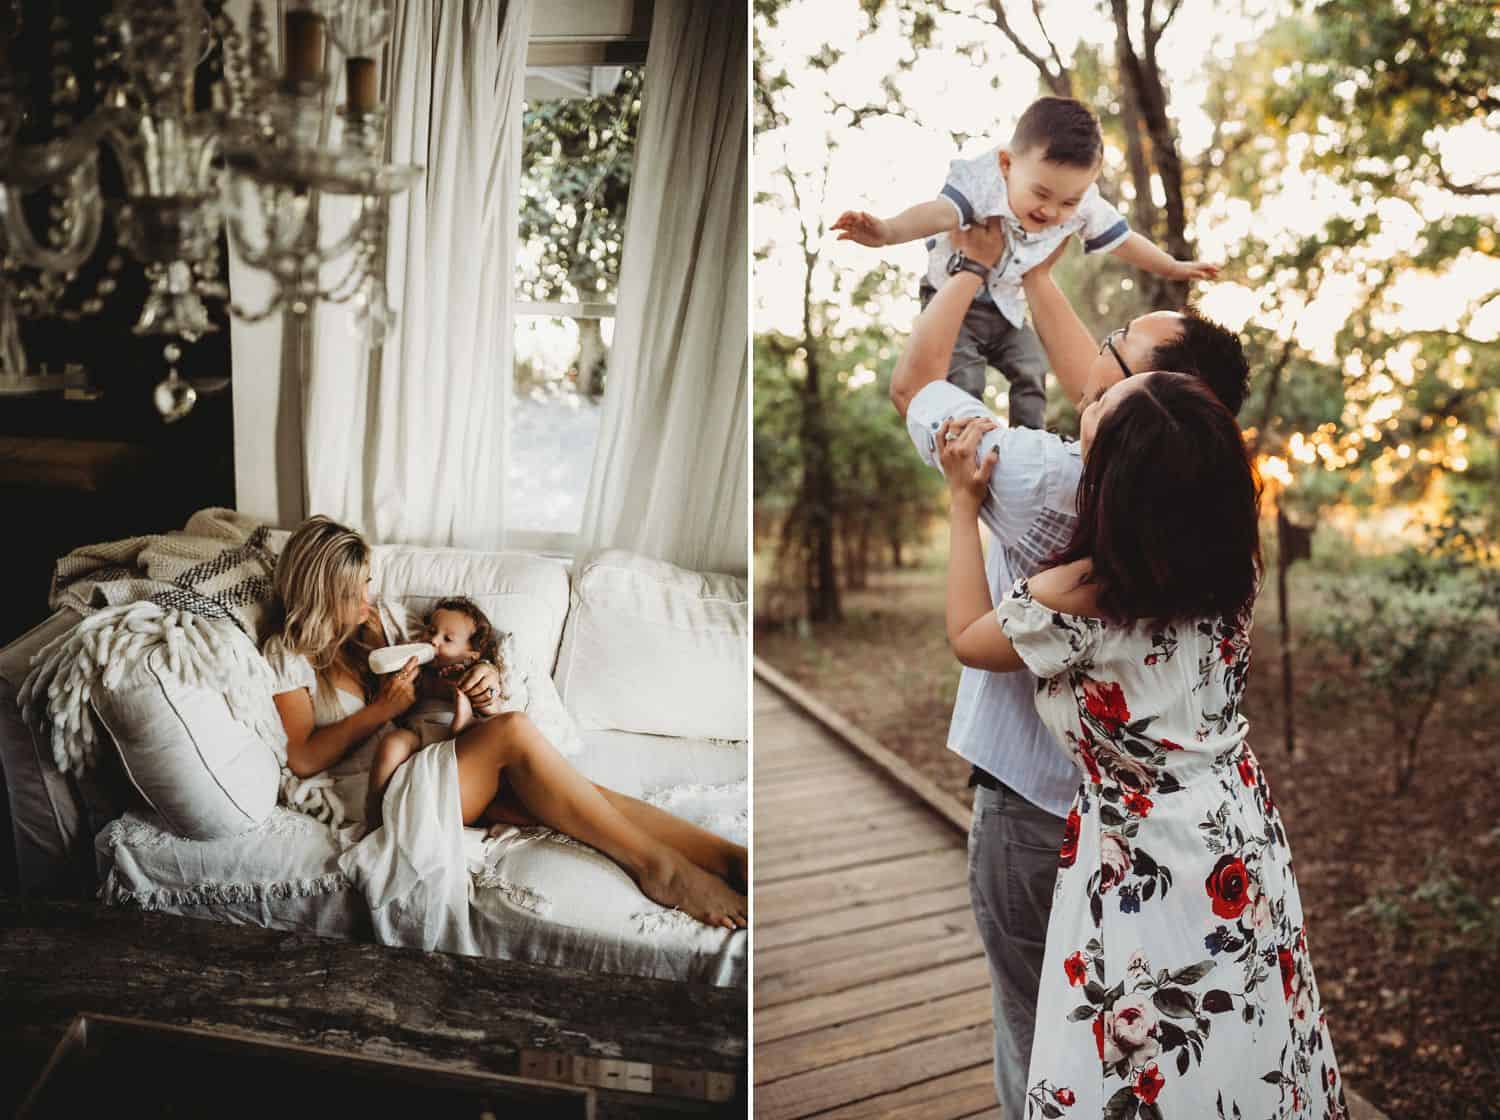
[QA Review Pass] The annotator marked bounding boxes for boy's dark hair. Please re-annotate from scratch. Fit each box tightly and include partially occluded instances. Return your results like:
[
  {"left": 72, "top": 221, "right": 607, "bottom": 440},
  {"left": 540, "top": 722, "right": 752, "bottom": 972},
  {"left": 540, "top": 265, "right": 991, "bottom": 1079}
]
[
  {"left": 430, "top": 596, "right": 504, "bottom": 678},
  {"left": 1143, "top": 307, "right": 1251, "bottom": 417},
  {"left": 1051, "top": 372, "right": 1262, "bottom": 626},
  {"left": 1011, "top": 97, "right": 1103, "bottom": 168}
]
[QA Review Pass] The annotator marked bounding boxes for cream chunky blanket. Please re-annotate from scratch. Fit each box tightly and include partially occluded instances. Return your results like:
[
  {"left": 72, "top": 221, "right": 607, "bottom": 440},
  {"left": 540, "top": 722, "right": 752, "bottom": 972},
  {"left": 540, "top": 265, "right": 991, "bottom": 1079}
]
[{"left": 18, "top": 509, "right": 348, "bottom": 827}]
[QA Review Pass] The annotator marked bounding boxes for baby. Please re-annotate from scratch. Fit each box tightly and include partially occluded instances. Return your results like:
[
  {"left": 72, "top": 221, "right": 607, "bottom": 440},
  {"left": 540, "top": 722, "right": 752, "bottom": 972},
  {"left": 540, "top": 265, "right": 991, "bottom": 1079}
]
[
  {"left": 364, "top": 596, "right": 522, "bottom": 826},
  {"left": 833, "top": 95, "right": 1219, "bottom": 427}
]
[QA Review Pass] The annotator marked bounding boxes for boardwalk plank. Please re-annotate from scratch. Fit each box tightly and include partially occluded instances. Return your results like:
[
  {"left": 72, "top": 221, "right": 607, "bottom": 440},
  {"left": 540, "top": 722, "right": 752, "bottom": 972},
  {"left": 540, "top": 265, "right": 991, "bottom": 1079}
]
[
  {"left": 755, "top": 906, "right": 977, "bottom": 979},
  {"left": 753, "top": 986, "right": 994, "bottom": 1084},
  {"left": 754, "top": 957, "right": 990, "bottom": 1045},
  {"left": 755, "top": 927, "right": 984, "bottom": 1008},
  {"left": 804, "top": 1066, "right": 998, "bottom": 1120},
  {"left": 755, "top": 850, "right": 966, "bottom": 923},
  {"left": 751, "top": 884, "right": 973, "bottom": 954},
  {"left": 753, "top": 805, "right": 942, "bottom": 858},
  {"left": 754, "top": 827, "right": 955, "bottom": 883},
  {"left": 753, "top": 1024, "right": 993, "bottom": 1120}
]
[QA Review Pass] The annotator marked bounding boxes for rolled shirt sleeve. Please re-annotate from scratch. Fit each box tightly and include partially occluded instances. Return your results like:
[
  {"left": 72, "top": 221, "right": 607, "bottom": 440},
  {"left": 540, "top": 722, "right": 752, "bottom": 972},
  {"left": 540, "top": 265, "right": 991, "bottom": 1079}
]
[
  {"left": 1079, "top": 187, "right": 1130, "bottom": 254},
  {"left": 905, "top": 381, "right": 1071, "bottom": 553},
  {"left": 939, "top": 151, "right": 999, "bottom": 231}
]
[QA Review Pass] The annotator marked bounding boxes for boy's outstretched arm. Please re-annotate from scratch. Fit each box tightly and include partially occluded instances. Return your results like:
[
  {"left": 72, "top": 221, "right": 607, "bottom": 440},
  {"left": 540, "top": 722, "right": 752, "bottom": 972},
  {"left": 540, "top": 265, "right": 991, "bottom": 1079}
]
[
  {"left": 1111, "top": 231, "right": 1219, "bottom": 281},
  {"left": 890, "top": 220, "right": 1005, "bottom": 418},
  {"left": 1020, "top": 241, "right": 1098, "bottom": 408},
  {"left": 834, "top": 198, "right": 957, "bottom": 247}
]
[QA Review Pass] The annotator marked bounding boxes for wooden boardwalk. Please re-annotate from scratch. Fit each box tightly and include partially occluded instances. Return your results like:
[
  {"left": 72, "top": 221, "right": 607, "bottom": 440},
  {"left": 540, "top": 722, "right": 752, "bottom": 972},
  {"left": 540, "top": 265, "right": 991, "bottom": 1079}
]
[
  {"left": 753, "top": 665, "right": 1001, "bottom": 1120},
  {"left": 753, "top": 663, "right": 1389, "bottom": 1120}
]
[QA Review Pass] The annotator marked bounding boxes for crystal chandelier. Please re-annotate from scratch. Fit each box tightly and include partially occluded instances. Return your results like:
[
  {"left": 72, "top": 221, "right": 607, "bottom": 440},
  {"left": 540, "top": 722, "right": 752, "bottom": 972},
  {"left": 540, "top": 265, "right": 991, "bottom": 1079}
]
[{"left": 0, "top": 0, "right": 420, "bottom": 416}]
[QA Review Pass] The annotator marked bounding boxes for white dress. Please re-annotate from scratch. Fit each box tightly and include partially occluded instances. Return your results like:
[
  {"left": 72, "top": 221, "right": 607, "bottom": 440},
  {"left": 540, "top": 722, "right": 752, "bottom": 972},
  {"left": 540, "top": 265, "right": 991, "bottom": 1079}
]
[
  {"left": 261, "top": 601, "right": 490, "bottom": 954},
  {"left": 995, "top": 579, "right": 1347, "bottom": 1120}
]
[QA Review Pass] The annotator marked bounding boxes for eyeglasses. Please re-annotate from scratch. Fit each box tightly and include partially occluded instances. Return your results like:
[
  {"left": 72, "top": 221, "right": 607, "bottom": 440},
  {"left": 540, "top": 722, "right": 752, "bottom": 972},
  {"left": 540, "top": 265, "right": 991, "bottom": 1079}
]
[{"left": 1100, "top": 327, "right": 1133, "bottom": 380}]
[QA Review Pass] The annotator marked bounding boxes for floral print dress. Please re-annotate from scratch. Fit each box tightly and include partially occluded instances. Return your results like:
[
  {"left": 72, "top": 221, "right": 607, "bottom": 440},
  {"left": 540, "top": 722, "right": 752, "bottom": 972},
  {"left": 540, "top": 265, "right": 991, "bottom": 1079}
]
[{"left": 995, "top": 579, "right": 1347, "bottom": 1120}]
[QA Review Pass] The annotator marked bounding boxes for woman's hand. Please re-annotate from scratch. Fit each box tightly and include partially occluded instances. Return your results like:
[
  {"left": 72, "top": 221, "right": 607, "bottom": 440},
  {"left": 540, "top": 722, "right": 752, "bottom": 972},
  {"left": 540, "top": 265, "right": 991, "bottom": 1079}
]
[
  {"left": 455, "top": 659, "right": 504, "bottom": 716},
  {"left": 938, "top": 416, "right": 1000, "bottom": 514},
  {"left": 373, "top": 657, "right": 420, "bottom": 719}
]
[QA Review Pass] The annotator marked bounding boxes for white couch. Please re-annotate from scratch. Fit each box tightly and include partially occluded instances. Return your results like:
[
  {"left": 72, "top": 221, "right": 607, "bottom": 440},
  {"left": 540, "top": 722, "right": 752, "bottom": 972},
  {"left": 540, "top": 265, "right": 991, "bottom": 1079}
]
[{"left": 0, "top": 544, "right": 748, "bottom": 987}]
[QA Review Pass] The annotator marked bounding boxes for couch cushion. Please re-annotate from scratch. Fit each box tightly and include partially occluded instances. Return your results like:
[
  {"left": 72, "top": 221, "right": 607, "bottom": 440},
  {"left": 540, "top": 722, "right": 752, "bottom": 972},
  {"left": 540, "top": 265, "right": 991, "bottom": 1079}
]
[
  {"left": 90, "top": 647, "right": 280, "bottom": 841},
  {"left": 369, "top": 546, "right": 570, "bottom": 679},
  {"left": 554, "top": 551, "right": 747, "bottom": 741}
]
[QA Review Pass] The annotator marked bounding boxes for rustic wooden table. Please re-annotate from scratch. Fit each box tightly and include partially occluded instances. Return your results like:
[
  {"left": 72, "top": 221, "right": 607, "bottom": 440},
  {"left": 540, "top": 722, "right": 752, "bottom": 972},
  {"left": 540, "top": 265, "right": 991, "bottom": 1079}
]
[{"left": 0, "top": 900, "right": 746, "bottom": 1119}]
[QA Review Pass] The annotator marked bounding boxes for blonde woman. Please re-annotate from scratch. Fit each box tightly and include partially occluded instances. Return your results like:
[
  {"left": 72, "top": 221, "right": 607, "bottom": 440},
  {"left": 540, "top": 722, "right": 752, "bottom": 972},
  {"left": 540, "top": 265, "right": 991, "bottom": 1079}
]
[{"left": 262, "top": 516, "right": 747, "bottom": 930}]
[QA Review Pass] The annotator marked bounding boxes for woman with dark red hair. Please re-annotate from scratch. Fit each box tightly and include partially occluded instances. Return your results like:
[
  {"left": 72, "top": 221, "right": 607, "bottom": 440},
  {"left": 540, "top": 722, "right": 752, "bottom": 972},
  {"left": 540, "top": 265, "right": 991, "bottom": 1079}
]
[{"left": 939, "top": 371, "right": 1346, "bottom": 1118}]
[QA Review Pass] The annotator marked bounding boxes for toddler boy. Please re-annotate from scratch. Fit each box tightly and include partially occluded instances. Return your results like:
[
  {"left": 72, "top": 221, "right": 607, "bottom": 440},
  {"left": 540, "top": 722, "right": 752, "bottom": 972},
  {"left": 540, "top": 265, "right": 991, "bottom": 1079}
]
[{"left": 834, "top": 96, "right": 1218, "bottom": 426}]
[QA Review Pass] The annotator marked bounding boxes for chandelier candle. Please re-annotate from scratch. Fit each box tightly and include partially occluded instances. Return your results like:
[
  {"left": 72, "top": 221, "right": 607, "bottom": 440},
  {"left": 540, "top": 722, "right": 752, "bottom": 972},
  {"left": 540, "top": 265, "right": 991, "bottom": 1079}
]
[
  {"left": 346, "top": 57, "right": 378, "bottom": 115},
  {"left": 283, "top": 10, "right": 326, "bottom": 84}
]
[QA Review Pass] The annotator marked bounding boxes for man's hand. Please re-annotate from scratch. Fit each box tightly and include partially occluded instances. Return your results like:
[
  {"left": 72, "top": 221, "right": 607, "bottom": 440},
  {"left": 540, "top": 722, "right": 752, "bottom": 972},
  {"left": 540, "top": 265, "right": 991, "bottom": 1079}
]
[
  {"left": 832, "top": 210, "right": 891, "bottom": 247},
  {"left": 951, "top": 218, "right": 1006, "bottom": 270},
  {"left": 1170, "top": 258, "right": 1220, "bottom": 281}
]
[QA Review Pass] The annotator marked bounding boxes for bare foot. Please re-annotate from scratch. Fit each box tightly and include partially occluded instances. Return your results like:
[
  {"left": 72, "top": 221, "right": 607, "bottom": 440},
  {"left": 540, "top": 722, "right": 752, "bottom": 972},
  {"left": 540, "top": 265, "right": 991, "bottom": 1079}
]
[{"left": 640, "top": 851, "right": 748, "bottom": 931}]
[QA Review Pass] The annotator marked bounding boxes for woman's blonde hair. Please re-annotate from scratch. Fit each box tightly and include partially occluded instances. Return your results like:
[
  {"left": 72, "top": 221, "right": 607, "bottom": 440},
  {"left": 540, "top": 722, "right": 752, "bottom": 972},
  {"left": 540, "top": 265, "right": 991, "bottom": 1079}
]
[{"left": 272, "top": 515, "right": 374, "bottom": 692}]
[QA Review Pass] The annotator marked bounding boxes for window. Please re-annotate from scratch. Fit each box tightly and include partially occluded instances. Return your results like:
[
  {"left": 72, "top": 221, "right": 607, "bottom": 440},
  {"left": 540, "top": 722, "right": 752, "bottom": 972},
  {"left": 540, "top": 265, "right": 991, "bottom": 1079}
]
[{"left": 510, "top": 60, "right": 643, "bottom": 554}]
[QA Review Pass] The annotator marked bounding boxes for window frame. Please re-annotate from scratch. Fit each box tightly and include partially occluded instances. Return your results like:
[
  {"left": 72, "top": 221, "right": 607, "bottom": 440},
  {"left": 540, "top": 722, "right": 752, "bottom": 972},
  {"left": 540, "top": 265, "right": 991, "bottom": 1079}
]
[{"left": 508, "top": 41, "right": 646, "bottom": 553}]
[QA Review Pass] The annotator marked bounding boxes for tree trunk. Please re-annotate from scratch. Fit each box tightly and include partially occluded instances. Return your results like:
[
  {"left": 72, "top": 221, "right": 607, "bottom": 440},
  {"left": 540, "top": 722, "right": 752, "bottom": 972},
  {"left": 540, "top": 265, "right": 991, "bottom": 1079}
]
[
  {"left": 799, "top": 253, "right": 840, "bottom": 622},
  {"left": 576, "top": 317, "right": 608, "bottom": 398},
  {"left": 1109, "top": 0, "right": 1190, "bottom": 310}
]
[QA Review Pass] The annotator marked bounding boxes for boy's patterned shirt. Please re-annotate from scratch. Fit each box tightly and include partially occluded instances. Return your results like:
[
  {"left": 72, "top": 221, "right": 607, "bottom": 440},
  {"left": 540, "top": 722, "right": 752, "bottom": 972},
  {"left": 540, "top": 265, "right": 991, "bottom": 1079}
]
[{"left": 924, "top": 147, "right": 1130, "bottom": 329}]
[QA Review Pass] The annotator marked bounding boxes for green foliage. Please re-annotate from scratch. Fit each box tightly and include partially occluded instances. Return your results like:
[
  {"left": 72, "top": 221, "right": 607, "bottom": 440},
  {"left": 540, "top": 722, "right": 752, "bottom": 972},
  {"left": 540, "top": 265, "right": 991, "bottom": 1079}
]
[
  {"left": 518, "top": 68, "right": 641, "bottom": 305},
  {"left": 516, "top": 69, "right": 642, "bottom": 397},
  {"left": 1311, "top": 500, "right": 1500, "bottom": 793},
  {"left": 754, "top": 306, "right": 946, "bottom": 604},
  {"left": 1350, "top": 842, "right": 1500, "bottom": 958}
]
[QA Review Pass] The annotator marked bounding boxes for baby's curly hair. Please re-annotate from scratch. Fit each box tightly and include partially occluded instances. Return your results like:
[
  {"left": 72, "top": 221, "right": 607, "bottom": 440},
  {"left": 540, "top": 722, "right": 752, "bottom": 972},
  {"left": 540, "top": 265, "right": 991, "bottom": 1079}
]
[{"left": 428, "top": 597, "right": 506, "bottom": 691}]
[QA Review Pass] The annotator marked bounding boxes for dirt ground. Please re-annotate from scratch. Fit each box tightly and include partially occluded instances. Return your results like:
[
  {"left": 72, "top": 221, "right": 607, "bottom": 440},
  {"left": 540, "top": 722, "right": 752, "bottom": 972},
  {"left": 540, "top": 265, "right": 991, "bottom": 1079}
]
[{"left": 756, "top": 563, "right": 1500, "bottom": 1118}]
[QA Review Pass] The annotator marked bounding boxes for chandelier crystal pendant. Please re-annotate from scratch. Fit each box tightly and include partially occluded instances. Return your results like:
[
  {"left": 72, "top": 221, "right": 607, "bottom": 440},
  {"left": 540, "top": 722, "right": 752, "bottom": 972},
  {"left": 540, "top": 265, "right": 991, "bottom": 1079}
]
[{"left": 0, "top": 0, "right": 418, "bottom": 403}]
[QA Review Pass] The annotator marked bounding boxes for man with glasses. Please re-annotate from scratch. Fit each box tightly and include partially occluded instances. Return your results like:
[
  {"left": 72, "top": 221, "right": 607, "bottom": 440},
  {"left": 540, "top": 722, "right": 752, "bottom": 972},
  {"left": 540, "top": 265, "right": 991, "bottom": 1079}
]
[{"left": 889, "top": 219, "right": 1249, "bottom": 1120}]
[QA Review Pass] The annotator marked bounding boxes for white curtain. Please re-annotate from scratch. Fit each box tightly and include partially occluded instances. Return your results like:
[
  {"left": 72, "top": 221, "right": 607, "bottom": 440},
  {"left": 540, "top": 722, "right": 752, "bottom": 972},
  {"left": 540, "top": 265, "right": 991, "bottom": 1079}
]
[
  {"left": 303, "top": 0, "right": 532, "bottom": 548},
  {"left": 574, "top": 0, "right": 749, "bottom": 576}
]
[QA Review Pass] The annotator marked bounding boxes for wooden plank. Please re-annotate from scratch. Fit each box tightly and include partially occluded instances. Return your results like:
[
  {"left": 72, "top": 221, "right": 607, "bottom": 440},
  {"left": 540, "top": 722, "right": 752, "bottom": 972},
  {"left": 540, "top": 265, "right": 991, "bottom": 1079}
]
[
  {"left": 754, "top": 958, "right": 991, "bottom": 1045},
  {"left": 754, "top": 757, "right": 872, "bottom": 785},
  {"left": 751, "top": 885, "right": 974, "bottom": 954},
  {"left": 802, "top": 1065, "right": 997, "bottom": 1120},
  {"left": 755, "top": 660, "right": 971, "bottom": 835},
  {"left": 754, "top": 828, "right": 955, "bottom": 883},
  {"left": 755, "top": 908, "right": 977, "bottom": 979},
  {"left": 753, "top": 805, "right": 942, "bottom": 858},
  {"left": 754, "top": 929, "right": 984, "bottom": 1009},
  {"left": 753, "top": 987, "right": 994, "bottom": 1084},
  {"left": 753, "top": 780, "right": 914, "bottom": 819},
  {"left": 755, "top": 850, "right": 965, "bottom": 923},
  {"left": 752, "top": 1024, "right": 993, "bottom": 1120}
]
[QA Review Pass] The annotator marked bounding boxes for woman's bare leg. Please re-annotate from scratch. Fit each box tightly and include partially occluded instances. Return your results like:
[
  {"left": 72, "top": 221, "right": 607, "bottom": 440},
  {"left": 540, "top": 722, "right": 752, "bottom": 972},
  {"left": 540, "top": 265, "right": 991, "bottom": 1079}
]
[
  {"left": 480, "top": 780, "right": 746, "bottom": 890},
  {"left": 593, "top": 789, "right": 748, "bottom": 891},
  {"left": 454, "top": 714, "right": 746, "bottom": 929}
]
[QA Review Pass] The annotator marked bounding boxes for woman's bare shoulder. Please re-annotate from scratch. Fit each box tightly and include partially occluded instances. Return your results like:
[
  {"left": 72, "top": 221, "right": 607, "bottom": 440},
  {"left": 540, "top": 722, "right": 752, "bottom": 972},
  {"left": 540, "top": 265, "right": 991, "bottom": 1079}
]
[{"left": 1027, "top": 559, "right": 1103, "bottom": 619}]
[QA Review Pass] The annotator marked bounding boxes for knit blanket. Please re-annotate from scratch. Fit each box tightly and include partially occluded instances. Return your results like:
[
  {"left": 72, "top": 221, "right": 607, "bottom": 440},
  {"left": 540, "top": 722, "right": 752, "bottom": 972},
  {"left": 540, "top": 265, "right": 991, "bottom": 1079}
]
[
  {"left": 18, "top": 509, "right": 349, "bottom": 828},
  {"left": 48, "top": 507, "right": 281, "bottom": 640}
]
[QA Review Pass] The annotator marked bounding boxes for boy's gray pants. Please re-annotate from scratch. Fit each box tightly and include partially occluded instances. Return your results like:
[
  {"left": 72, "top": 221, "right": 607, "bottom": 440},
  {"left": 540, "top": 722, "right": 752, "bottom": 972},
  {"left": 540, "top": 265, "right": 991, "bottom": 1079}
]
[
  {"left": 919, "top": 285, "right": 1048, "bottom": 428},
  {"left": 968, "top": 778, "right": 1065, "bottom": 1119}
]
